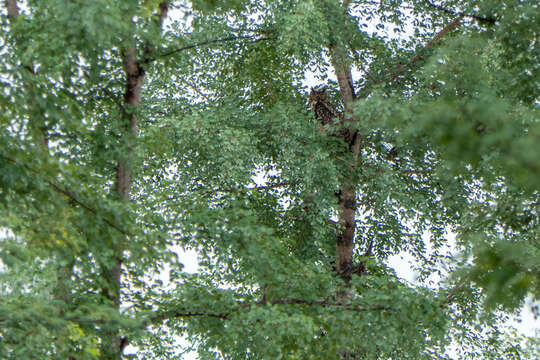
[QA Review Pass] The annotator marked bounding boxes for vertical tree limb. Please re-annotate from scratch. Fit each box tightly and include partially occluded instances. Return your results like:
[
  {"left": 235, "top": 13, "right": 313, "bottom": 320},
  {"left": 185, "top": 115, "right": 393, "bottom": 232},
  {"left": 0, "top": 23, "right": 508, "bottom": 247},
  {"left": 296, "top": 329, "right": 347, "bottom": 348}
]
[
  {"left": 326, "top": 15, "right": 465, "bottom": 282},
  {"left": 328, "top": 8, "right": 362, "bottom": 283},
  {"left": 5, "top": 0, "right": 19, "bottom": 20},
  {"left": 103, "top": 3, "right": 169, "bottom": 358}
]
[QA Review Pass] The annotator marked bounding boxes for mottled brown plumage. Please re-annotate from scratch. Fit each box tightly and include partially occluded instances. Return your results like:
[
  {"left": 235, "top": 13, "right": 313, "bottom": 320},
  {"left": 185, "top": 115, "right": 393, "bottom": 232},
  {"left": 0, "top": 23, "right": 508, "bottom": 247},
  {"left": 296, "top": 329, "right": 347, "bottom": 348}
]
[
  {"left": 309, "top": 88, "right": 356, "bottom": 146},
  {"left": 308, "top": 88, "right": 339, "bottom": 127}
]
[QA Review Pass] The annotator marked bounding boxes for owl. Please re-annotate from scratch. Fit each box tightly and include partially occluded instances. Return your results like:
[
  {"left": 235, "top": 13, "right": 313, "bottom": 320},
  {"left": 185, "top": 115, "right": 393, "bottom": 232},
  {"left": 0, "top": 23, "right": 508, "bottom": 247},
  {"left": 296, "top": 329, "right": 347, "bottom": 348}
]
[
  {"left": 309, "top": 88, "right": 355, "bottom": 145},
  {"left": 308, "top": 88, "right": 339, "bottom": 127}
]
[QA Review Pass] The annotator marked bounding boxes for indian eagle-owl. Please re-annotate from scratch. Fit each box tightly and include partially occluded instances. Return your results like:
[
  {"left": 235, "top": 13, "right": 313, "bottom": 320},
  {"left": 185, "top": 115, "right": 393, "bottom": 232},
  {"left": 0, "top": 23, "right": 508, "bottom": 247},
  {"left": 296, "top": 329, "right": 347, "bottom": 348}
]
[
  {"left": 308, "top": 87, "right": 339, "bottom": 127},
  {"left": 308, "top": 87, "right": 355, "bottom": 145}
]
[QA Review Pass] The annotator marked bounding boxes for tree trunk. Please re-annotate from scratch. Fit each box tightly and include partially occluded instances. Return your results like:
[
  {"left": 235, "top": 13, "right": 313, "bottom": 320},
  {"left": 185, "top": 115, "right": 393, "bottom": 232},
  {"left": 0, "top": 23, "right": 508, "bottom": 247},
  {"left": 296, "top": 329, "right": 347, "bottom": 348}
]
[
  {"left": 5, "top": 0, "right": 19, "bottom": 19},
  {"left": 101, "top": 44, "right": 144, "bottom": 359},
  {"left": 328, "top": 44, "right": 362, "bottom": 283},
  {"left": 103, "top": 4, "right": 168, "bottom": 358}
]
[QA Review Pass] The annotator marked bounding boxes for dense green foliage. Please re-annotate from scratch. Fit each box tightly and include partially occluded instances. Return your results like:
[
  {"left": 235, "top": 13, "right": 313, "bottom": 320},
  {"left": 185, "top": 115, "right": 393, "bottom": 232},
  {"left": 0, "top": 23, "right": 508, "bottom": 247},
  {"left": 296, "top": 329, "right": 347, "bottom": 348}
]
[{"left": 0, "top": 0, "right": 538, "bottom": 359}]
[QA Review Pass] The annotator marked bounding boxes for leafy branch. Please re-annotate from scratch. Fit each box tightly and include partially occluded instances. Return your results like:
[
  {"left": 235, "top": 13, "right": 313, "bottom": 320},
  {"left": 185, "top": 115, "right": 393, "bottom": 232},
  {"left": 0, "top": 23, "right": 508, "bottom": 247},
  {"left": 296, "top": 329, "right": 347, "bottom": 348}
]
[
  {"left": 199, "top": 181, "right": 296, "bottom": 197},
  {"left": 352, "top": 1, "right": 496, "bottom": 24},
  {"left": 157, "top": 298, "right": 391, "bottom": 322},
  {"left": 358, "top": 15, "right": 464, "bottom": 96},
  {"left": 425, "top": 1, "right": 497, "bottom": 24},
  {"left": 1, "top": 155, "right": 132, "bottom": 237},
  {"left": 144, "top": 35, "right": 272, "bottom": 63}
]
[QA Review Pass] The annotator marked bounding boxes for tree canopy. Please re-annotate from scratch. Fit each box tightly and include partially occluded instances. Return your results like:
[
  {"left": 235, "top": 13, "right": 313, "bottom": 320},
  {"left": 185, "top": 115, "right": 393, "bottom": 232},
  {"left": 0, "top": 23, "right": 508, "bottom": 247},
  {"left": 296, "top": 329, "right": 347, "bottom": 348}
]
[{"left": 0, "top": 0, "right": 539, "bottom": 359}]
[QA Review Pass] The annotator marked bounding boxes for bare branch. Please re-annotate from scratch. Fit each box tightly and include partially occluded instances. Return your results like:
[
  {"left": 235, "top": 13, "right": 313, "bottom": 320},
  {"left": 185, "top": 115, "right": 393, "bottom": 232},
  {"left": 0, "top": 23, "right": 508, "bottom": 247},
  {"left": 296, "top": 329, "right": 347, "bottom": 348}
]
[
  {"left": 422, "top": 15, "right": 464, "bottom": 51},
  {"left": 254, "top": 182, "right": 294, "bottom": 192},
  {"left": 93, "top": 79, "right": 127, "bottom": 114}
]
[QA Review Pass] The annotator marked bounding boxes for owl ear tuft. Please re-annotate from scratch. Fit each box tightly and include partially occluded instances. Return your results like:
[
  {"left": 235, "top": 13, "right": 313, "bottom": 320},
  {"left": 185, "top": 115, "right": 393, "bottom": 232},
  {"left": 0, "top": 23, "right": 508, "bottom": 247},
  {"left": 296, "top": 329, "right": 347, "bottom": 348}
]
[{"left": 312, "top": 85, "right": 327, "bottom": 93}]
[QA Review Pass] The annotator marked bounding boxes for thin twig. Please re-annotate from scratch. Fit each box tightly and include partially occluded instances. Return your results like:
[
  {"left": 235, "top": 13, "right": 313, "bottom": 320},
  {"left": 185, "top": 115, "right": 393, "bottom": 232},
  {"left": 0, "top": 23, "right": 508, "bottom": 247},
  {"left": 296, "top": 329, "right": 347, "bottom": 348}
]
[
  {"left": 254, "top": 182, "right": 294, "bottom": 191},
  {"left": 46, "top": 181, "right": 131, "bottom": 236}
]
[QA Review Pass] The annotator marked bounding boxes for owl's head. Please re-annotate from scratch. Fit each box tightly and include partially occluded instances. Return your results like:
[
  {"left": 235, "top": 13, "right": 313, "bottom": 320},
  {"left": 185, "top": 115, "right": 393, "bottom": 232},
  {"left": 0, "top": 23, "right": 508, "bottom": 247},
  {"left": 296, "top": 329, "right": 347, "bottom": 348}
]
[{"left": 308, "top": 87, "right": 329, "bottom": 110}]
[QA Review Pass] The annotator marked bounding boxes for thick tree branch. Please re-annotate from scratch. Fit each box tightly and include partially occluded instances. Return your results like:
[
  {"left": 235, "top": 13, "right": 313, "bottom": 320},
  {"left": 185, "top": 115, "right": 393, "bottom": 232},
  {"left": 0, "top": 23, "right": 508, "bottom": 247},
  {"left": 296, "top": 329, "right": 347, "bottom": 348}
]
[
  {"left": 421, "top": 15, "right": 464, "bottom": 51},
  {"left": 103, "top": 4, "right": 171, "bottom": 357}
]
